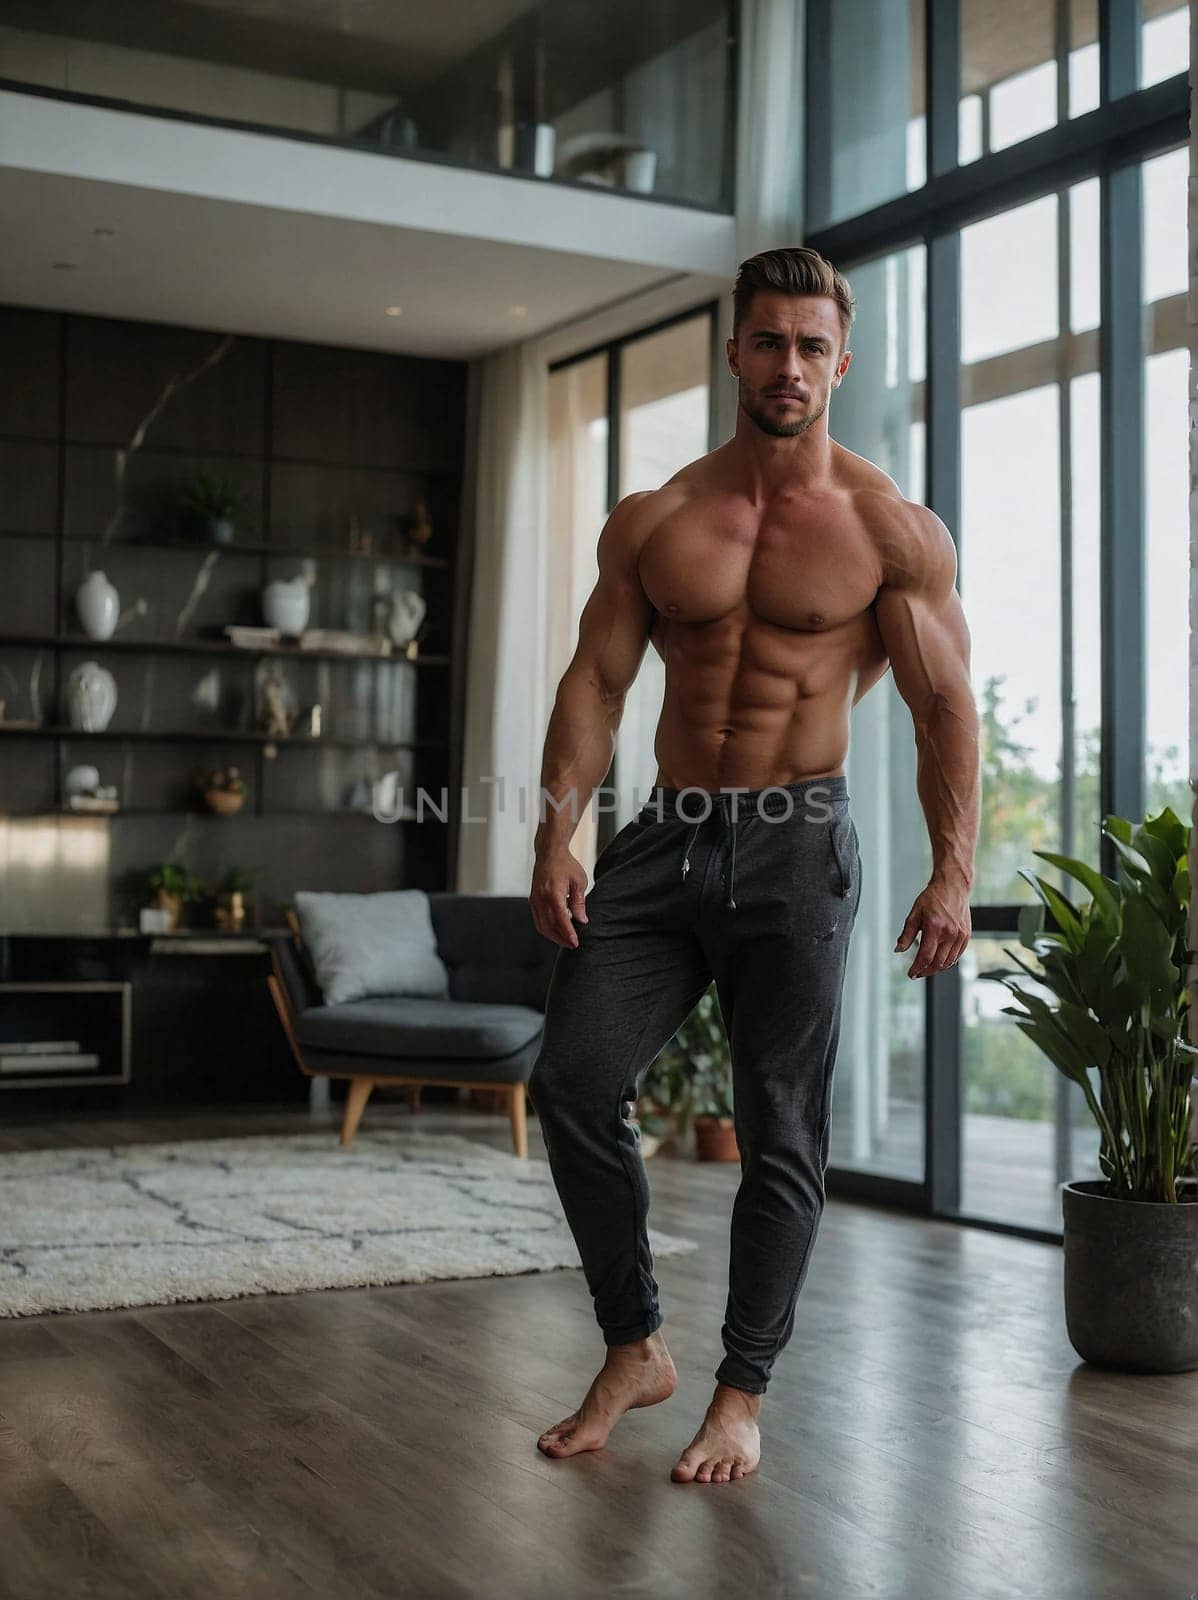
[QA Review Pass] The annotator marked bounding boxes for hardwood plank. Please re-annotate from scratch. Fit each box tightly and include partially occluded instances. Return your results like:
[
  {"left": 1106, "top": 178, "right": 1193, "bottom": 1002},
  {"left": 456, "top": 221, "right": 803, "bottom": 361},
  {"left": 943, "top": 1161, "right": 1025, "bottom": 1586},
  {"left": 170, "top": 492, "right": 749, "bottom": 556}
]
[{"left": 0, "top": 1102, "right": 1195, "bottom": 1600}]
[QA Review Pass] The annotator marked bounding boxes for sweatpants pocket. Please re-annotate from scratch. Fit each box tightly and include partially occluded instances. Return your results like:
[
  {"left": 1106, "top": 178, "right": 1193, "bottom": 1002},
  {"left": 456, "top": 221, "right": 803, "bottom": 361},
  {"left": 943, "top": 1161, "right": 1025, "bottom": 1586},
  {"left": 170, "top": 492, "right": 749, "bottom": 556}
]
[{"left": 829, "top": 815, "right": 855, "bottom": 898}]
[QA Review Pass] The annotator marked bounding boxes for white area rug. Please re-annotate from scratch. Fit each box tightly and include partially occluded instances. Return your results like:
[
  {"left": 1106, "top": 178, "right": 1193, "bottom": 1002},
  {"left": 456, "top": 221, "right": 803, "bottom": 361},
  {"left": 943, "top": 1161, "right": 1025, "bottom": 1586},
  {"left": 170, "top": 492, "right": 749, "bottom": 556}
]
[{"left": 0, "top": 1130, "right": 698, "bottom": 1318}]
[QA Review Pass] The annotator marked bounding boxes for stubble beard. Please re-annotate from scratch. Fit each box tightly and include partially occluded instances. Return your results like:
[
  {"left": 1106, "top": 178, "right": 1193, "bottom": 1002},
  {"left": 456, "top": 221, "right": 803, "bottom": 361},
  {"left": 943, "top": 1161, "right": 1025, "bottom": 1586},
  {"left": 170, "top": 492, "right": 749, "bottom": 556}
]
[{"left": 739, "top": 381, "right": 829, "bottom": 440}]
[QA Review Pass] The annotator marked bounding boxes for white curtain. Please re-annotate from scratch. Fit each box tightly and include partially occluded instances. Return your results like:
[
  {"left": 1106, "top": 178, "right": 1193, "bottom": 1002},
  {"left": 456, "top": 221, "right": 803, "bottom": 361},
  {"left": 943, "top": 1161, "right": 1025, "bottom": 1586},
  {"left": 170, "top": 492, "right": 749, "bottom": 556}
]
[{"left": 455, "top": 340, "right": 551, "bottom": 895}]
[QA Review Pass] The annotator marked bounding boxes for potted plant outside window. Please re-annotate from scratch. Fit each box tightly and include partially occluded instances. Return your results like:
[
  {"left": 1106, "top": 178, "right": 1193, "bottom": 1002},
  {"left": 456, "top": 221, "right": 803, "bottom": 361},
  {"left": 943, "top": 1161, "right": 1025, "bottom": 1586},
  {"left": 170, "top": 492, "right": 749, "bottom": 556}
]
[{"left": 982, "top": 804, "right": 1198, "bottom": 1373}]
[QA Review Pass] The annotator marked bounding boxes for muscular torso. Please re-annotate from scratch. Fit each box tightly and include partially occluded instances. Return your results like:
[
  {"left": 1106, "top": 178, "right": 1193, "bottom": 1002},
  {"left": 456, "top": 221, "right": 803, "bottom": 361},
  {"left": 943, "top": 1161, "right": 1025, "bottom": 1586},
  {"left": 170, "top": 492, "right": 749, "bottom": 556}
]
[{"left": 635, "top": 439, "right": 902, "bottom": 791}]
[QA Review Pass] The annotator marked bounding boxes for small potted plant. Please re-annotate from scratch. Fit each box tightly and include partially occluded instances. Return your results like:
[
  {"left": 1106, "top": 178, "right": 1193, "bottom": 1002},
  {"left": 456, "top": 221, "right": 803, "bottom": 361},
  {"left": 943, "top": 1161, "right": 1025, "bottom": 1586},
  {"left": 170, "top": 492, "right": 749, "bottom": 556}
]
[
  {"left": 147, "top": 862, "right": 205, "bottom": 932},
  {"left": 179, "top": 468, "right": 251, "bottom": 545},
  {"left": 982, "top": 804, "right": 1197, "bottom": 1373},
  {"left": 638, "top": 984, "right": 738, "bottom": 1162},
  {"left": 204, "top": 764, "right": 247, "bottom": 815},
  {"left": 214, "top": 865, "right": 260, "bottom": 932}
]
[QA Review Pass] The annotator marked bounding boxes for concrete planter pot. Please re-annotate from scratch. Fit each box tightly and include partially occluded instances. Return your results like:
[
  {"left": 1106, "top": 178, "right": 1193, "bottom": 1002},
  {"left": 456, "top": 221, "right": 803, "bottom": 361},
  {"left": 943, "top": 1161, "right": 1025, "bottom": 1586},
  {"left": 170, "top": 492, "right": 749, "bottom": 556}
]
[{"left": 1061, "top": 1177, "right": 1198, "bottom": 1373}]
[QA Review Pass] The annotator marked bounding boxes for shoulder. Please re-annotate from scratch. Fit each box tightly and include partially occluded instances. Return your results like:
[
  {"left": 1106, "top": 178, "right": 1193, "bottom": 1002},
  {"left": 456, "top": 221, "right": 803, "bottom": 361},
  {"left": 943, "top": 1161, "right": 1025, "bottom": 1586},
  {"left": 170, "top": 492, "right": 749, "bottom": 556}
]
[
  {"left": 852, "top": 483, "right": 957, "bottom": 597},
  {"left": 595, "top": 484, "right": 690, "bottom": 573}
]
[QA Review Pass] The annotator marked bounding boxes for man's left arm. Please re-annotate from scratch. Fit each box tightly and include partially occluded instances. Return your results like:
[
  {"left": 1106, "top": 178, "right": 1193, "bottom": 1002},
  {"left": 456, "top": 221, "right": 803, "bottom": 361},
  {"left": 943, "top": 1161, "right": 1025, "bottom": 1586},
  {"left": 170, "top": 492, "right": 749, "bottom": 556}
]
[{"left": 873, "top": 504, "right": 980, "bottom": 980}]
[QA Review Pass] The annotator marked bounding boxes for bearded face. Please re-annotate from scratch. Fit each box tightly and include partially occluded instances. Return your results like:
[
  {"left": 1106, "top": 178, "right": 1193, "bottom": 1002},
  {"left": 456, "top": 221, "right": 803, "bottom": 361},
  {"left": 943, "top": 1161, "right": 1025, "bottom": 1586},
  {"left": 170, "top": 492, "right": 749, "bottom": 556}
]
[{"left": 728, "top": 290, "right": 850, "bottom": 439}]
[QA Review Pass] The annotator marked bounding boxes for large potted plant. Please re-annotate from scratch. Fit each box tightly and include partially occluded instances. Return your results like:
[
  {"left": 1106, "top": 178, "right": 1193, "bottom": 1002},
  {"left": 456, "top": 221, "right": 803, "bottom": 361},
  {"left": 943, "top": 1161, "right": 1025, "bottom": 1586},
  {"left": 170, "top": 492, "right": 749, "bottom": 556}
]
[
  {"left": 638, "top": 984, "right": 738, "bottom": 1162},
  {"left": 982, "top": 804, "right": 1198, "bottom": 1373}
]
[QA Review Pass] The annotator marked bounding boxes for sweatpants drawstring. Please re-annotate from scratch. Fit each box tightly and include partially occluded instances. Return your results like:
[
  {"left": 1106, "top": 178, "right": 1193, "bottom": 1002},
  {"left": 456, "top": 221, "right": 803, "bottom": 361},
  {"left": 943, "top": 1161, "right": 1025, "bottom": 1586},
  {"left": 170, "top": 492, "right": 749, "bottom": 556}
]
[
  {"left": 678, "top": 798, "right": 738, "bottom": 909},
  {"left": 680, "top": 820, "right": 701, "bottom": 879}
]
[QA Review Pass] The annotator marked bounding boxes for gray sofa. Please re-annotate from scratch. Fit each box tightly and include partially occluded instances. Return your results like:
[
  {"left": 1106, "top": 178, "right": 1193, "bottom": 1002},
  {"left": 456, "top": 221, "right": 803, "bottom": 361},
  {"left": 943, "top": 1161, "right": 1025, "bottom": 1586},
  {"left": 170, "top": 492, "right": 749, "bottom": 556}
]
[{"left": 265, "top": 894, "right": 559, "bottom": 1154}]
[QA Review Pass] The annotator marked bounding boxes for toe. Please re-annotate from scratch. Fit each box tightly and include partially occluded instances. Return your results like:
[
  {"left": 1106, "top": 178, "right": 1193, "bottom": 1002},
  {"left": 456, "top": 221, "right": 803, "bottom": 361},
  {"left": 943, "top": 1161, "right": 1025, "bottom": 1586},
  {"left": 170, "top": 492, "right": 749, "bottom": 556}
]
[{"left": 730, "top": 1463, "right": 744, "bottom": 1479}]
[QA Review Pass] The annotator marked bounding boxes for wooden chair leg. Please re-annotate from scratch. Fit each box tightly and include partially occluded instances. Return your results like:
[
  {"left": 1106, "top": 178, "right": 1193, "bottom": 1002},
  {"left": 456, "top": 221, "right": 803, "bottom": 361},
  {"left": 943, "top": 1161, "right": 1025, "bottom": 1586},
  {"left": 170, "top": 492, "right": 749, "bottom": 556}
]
[
  {"left": 508, "top": 1083, "right": 528, "bottom": 1159},
  {"left": 407, "top": 1084, "right": 421, "bottom": 1114},
  {"left": 340, "top": 1077, "right": 375, "bottom": 1147}
]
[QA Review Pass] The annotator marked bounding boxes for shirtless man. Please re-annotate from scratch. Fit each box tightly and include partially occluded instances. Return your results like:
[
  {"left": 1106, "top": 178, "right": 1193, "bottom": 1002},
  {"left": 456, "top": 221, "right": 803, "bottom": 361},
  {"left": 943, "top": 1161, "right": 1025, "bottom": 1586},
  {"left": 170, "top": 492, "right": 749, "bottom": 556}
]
[{"left": 525, "top": 246, "right": 979, "bottom": 1485}]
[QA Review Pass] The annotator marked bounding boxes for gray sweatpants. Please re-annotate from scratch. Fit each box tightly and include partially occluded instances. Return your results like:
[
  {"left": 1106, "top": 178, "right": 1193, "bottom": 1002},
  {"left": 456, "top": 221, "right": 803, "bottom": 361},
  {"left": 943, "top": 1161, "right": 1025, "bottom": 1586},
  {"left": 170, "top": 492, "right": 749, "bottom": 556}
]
[{"left": 527, "top": 773, "right": 862, "bottom": 1396}]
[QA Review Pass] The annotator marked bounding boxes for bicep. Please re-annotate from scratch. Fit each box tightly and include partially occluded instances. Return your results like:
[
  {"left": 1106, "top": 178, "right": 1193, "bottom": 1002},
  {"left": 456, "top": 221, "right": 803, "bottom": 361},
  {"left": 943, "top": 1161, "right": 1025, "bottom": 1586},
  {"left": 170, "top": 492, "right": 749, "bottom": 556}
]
[
  {"left": 568, "top": 496, "right": 655, "bottom": 701},
  {"left": 874, "top": 515, "right": 972, "bottom": 722}
]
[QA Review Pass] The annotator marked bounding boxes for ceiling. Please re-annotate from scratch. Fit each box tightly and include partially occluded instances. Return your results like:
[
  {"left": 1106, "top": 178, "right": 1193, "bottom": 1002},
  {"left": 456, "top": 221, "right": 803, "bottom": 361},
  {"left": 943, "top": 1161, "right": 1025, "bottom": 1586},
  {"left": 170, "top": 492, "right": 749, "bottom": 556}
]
[{"left": 0, "top": 164, "right": 687, "bottom": 359}]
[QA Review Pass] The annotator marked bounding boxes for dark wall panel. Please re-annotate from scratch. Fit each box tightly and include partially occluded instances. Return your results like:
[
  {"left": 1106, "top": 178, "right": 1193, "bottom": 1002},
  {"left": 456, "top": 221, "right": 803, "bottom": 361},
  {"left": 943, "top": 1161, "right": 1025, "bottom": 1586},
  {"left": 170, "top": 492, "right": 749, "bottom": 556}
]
[
  {"left": 0, "top": 539, "right": 55, "bottom": 635},
  {"left": 64, "top": 318, "right": 268, "bottom": 455},
  {"left": 0, "top": 307, "right": 60, "bottom": 437},
  {"left": 271, "top": 343, "right": 467, "bottom": 469},
  {"left": 0, "top": 440, "right": 58, "bottom": 534}
]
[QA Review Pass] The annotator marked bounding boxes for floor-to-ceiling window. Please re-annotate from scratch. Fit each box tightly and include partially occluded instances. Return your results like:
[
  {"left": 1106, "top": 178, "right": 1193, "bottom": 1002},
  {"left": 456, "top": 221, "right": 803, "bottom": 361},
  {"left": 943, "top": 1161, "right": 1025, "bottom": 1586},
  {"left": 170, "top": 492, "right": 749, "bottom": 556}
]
[
  {"left": 805, "top": 0, "right": 1189, "bottom": 1237},
  {"left": 547, "top": 306, "right": 716, "bottom": 850},
  {"left": 825, "top": 246, "right": 930, "bottom": 1184}
]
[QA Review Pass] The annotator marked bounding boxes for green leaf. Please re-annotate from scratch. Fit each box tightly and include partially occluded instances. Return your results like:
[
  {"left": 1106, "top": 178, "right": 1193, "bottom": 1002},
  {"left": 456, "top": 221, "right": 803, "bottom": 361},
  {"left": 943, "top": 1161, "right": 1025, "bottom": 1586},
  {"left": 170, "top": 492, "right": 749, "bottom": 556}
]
[
  {"left": 1172, "top": 858, "right": 1190, "bottom": 907},
  {"left": 1032, "top": 877, "right": 1085, "bottom": 952},
  {"left": 1011, "top": 1016, "right": 1090, "bottom": 1085},
  {"left": 1018, "top": 898, "right": 1046, "bottom": 949},
  {"left": 1142, "top": 805, "right": 1188, "bottom": 861},
  {"left": 1122, "top": 894, "right": 1180, "bottom": 1004},
  {"left": 1129, "top": 828, "right": 1177, "bottom": 886},
  {"left": 1106, "top": 833, "right": 1155, "bottom": 881},
  {"left": 1033, "top": 850, "right": 1120, "bottom": 920},
  {"left": 1054, "top": 1000, "right": 1113, "bottom": 1069}
]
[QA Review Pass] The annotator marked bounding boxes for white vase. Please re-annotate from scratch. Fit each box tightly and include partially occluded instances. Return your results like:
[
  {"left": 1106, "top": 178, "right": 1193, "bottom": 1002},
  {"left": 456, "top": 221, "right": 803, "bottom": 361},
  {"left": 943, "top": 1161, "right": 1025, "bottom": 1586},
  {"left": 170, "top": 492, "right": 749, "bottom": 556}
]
[
  {"left": 263, "top": 576, "right": 310, "bottom": 635},
  {"left": 76, "top": 571, "right": 119, "bottom": 640},
  {"left": 387, "top": 589, "right": 427, "bottom": 648},
  {"left": 65, "top": 661, "right": 118, "bottom": 732}
]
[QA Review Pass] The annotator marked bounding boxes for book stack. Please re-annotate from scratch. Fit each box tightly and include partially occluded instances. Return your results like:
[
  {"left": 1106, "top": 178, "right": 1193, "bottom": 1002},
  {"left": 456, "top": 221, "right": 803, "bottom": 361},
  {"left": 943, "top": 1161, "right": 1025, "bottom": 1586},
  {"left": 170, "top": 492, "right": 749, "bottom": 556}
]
[{"left": 0, "top": 1040, "right": 101, "bottom": 1074}]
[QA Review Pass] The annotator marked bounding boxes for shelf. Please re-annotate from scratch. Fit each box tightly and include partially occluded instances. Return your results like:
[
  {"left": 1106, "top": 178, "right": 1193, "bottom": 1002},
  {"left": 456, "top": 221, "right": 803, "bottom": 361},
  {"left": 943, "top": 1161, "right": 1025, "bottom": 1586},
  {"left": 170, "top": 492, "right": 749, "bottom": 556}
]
[
  {"left": 0, "top": 436, "right": 463, "bottom": 477},
  {"left": 11, "top": 807, "right": 440, "bottom": 820},
  {"left": 0, "top": 727, "right": 449, "bottom": 748},
  {"left": 0, "top": 632, "right": 451, "bottom": 666},
  {"left": 0, "top": 527, "right": 451, "bottom": 567}
]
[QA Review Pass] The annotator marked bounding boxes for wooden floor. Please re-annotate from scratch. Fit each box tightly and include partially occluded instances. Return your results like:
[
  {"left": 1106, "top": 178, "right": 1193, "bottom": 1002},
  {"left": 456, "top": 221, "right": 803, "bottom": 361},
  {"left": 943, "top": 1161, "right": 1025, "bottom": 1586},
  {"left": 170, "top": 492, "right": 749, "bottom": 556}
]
[{"left": 1, "top": 1100, "right": 1196, "bottom": 1600}]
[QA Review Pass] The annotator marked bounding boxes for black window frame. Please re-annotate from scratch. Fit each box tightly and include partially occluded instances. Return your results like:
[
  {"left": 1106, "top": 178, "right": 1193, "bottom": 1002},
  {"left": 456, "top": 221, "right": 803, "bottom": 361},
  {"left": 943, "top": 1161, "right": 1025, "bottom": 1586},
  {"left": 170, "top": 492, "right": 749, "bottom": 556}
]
[{"left": 803, "top": 0, "right": 1188, "bottom": 1241}]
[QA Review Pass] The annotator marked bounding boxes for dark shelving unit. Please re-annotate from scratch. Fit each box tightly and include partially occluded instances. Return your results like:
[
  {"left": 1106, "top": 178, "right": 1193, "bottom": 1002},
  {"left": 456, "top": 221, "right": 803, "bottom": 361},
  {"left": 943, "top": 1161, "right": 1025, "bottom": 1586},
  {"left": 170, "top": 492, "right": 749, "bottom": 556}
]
[
  {"left": 0, "top": 631, "right": 452, "bottom": 665},
  {"left": 0, "top": 727, "right": 450, "bottom": 747},
  {"left": 0, "top": 303, "right": 471, "bottom": 915}
]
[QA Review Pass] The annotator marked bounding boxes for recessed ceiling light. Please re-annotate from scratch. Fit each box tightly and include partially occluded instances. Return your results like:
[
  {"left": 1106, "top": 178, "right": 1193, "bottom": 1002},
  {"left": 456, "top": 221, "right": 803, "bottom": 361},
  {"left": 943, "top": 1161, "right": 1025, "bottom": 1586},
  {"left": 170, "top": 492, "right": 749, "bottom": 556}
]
[
  {"left": 94, "top": 226, "right": 115, "bottom": 236},
  {"left": 384, "top": 305, "right": 404, "bottom": 317},
  {"left": 508, "top": 304, "right": 528, "bottom": 317},
  {"left": 51, "top": 261, "right": 79, "bottom": 271}
]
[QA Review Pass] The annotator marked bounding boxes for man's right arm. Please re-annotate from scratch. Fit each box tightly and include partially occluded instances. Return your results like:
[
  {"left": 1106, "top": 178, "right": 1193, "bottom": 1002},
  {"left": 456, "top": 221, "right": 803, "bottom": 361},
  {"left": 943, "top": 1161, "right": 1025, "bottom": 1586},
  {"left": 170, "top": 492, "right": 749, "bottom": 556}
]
[{"left": 530, "top": 492, "right": 656, "bottom": 947}]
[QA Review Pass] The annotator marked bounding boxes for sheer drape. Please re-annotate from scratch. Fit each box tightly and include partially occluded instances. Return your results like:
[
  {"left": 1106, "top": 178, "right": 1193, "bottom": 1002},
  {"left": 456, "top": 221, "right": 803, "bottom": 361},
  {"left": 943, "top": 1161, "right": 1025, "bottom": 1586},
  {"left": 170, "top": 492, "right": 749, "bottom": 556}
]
[
  {"left": 455, "top": 340, "right": 551, "bottom": 895},
  {"left": 456, "top": 338, "right": 609, "bottom": 892}
]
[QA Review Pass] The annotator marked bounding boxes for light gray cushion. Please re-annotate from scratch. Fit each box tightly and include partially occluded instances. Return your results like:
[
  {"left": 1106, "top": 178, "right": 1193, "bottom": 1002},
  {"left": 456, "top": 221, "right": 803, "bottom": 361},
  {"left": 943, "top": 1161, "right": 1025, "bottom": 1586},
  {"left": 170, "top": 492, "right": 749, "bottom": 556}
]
[{"left": 293, "top": 889, "right": 450, "bottom": 1006}]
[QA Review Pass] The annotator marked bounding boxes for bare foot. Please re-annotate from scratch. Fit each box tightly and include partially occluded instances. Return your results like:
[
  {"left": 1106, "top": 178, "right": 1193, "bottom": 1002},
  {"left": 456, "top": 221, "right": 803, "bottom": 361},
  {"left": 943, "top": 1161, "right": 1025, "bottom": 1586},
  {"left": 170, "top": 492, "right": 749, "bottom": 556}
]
[
  {"left": 671, "top": 1382, "right": 762, "bottom": 1483},
  {"left": 537, "top": 1330, "right": 677, "bottom": 1458}
]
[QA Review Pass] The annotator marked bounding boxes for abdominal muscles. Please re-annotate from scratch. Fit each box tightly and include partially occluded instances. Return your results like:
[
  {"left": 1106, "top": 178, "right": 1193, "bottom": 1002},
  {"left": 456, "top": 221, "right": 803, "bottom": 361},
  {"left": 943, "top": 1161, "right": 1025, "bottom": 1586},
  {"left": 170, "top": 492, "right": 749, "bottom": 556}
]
[{"left": 651, "top": 622, "right": 856, "bottom": 790}]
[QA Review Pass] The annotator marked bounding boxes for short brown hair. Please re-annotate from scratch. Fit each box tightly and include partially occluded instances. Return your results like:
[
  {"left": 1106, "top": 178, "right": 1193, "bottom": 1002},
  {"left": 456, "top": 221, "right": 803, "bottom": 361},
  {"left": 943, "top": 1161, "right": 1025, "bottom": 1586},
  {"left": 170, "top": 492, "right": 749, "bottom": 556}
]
[{"left": 732, "top": 246, "right": 856, "bottom": 353}]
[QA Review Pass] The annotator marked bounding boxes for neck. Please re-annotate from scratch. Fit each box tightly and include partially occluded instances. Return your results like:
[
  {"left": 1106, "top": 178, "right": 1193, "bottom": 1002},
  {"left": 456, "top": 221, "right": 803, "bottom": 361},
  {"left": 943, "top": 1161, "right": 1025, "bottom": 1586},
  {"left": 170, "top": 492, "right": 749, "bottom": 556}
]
[{"left": 727, "top": 408, "right": 834, "bottom": 503}]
